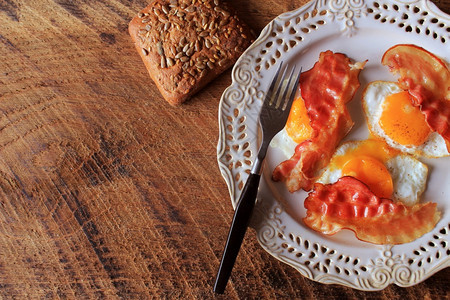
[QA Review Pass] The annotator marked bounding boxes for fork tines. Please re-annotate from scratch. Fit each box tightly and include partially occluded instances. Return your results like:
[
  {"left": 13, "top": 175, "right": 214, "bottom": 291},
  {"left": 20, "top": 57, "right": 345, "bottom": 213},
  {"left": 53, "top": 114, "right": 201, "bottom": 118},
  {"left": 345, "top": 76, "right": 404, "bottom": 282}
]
[{"left": 265, "top": 63, "right": 302, "bottom": 111}]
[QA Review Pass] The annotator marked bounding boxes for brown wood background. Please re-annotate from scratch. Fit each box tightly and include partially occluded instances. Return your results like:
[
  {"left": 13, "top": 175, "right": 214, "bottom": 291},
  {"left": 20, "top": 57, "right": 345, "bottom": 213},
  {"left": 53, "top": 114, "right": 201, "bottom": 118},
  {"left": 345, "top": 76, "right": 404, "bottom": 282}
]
[{"left": 0, "top": 0, "right": 449, "bottom": 299}]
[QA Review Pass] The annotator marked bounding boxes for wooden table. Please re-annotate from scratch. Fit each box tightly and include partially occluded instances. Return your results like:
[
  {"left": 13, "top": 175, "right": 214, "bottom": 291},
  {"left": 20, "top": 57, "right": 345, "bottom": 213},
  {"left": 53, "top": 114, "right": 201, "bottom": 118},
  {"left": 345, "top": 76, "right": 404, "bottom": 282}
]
[{"left": 1, "top": 0, "right": 449, "bottom": 298}]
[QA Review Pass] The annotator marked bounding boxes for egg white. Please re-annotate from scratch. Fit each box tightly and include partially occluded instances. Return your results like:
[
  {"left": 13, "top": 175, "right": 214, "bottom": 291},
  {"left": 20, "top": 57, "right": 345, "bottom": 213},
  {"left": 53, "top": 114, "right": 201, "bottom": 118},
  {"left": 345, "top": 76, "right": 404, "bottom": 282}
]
[
  {"left": 362, "top": 81, "right": 449, "bottom": 158},
  {"left": 317, "top": 141, "right": 428, "bottom": 206},
  {"left": 270, "top": 127, "right": 298, "bottom": 158}
]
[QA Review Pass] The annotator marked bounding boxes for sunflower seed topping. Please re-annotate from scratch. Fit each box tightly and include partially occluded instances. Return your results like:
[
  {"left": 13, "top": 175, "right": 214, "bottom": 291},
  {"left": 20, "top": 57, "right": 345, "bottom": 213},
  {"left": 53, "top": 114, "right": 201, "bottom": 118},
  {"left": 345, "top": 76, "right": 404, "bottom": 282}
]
[
  {"left": 185, "top": 13, "right": 194, "bottom": 21},
  {"left": 201, "top": 17, "right": 208, "bottom": 27},
  {"left": 196, "top": 62, "right": 206, "bottom": 69},
  {"left": 167, "top": 57, "right": 174, "bottom": 67},
  {"left": 186, "top": 47, "right": 194, "bottom": 57},
  {"left": 157, "top": 41, "right": 164, "bottom": 55},
  {"left": 133, "top": 0, "right": 252, "bottom": 99}
]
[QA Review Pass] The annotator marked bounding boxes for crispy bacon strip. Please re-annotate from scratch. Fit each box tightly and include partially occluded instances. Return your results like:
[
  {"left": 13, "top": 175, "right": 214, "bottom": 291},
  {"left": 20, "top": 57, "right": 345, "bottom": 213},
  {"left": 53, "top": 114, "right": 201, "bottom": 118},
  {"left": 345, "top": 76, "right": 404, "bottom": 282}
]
[
  {"left": 382, "top": 44, "right": 450, "bottom": 151},
  {"left": 410, "top": 88, "right": 450, "bottom": 151},
  {"left": 304, "top": 177, "right": 441, "bottom": 244},
  {"left": 272, "top": 51, "right": 365, "bottom": 192}
]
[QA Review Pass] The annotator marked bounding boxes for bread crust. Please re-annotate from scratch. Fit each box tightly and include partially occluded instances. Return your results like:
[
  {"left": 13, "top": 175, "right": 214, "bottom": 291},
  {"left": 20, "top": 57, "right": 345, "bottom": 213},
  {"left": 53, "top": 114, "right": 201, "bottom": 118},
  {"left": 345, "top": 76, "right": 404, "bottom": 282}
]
[{"left": 129, "top": 0, "right": 254, "bottom": 105}]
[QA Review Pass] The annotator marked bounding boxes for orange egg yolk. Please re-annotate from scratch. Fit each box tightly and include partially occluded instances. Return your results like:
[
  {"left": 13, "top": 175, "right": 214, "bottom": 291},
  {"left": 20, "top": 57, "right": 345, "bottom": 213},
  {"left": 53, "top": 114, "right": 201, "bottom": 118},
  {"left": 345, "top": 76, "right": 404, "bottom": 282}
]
[
  {"left": 330, "top": 139, "right": 398, "bottom": 199},
  {"left": 285, "top": 96, "right": 314, "bottom": 144},
  {"left": 379, "top": 91, "right": 431, "bottom": 146},
  {"left": 341, "top": 156, "right": 393, "bottom": 199}
]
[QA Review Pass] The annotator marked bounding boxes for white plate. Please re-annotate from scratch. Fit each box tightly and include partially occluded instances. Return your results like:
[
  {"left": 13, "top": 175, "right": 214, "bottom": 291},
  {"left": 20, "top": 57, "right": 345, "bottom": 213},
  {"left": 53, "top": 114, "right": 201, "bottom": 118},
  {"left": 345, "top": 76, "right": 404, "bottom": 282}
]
[{"left": 217, "top": 0, "right": 449, "bottom": 291}]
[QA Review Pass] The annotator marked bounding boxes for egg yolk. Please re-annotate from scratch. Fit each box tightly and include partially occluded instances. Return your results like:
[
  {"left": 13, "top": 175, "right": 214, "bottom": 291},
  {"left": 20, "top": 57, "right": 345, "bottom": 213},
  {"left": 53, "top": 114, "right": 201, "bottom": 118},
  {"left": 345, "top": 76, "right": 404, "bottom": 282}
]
[
  {"left": 329, "top": 139, "right": 397, "bottom": 199},
  {"left": 341, "top": 156, "right": 394, "bottom": 199},
  {"left": 379, "top": 91, "right": 431, "bottom": 146},
  {"left": 331, "top": 139, "right": 399, "bottom": 168},
  {"left": 286, "top": 96, "right": 314, "bottom": 144}
]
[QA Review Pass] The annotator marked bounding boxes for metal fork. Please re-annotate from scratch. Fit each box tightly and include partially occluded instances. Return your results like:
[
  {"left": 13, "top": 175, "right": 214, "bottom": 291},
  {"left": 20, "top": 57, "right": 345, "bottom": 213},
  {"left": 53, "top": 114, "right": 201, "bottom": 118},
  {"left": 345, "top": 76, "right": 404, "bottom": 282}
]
[{"left": 214, "top": 63, "right": 302, "bottom": 294}]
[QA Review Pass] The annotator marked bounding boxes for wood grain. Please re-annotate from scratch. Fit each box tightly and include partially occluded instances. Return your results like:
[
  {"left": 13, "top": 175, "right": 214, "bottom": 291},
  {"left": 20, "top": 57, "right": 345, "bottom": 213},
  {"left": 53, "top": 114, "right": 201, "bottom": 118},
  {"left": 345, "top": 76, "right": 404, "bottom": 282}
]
[{"left": 0, "top": 0, "right": 449, "bottom": 298}]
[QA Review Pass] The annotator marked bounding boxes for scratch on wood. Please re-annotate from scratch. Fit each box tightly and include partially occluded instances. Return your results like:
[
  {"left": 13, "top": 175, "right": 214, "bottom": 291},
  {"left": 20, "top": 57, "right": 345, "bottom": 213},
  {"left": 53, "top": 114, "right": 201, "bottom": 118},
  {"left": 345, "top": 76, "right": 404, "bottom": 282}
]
[
  {"left": 54, "top": 0, "right": 91, "bottom": 26},
  {"left": 0, "top": 34, "right": 17, "bottom": 52},
  {"left": 0, "top": 0, "right": 20, "bottom": 22},
  {"left": 99, "top": 33, "right": 116, "bottom": 45}
]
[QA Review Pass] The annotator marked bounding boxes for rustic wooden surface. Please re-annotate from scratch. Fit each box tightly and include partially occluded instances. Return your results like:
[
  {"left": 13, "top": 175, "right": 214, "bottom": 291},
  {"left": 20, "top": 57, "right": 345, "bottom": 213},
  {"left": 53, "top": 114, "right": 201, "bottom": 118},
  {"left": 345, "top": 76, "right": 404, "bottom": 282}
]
[{"left": 0, "top": 0, "right": 449, "bottom": 298}]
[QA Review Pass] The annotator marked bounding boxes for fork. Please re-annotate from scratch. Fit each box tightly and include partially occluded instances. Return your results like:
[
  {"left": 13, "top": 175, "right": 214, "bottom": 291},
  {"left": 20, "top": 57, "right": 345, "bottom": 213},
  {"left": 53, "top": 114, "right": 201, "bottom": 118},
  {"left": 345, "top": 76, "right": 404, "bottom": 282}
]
[{"left": 214, "top": 63, "right": 302, "bottom": 294}]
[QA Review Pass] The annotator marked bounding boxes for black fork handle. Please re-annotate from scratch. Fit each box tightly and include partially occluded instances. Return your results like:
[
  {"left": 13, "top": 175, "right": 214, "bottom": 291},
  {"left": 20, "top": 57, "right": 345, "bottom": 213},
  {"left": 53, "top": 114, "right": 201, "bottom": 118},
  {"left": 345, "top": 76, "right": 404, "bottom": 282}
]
[{"left": 214, "top": 173, "right": 261, "bottom": 294}]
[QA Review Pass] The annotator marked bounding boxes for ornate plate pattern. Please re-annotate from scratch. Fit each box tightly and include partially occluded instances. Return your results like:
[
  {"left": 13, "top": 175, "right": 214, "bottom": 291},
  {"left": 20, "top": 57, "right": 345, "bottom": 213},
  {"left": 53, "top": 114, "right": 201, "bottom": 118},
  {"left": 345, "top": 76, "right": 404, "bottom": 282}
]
[{"left": 217, "top": 0, "right": 449, "bottom": 291}]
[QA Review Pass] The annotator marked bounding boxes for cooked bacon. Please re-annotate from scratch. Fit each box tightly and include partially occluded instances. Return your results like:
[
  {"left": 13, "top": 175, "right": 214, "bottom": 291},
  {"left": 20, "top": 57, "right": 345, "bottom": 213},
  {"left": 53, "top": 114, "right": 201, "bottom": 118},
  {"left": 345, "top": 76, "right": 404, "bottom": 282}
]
[
  {"left": 303, "top": 177, "right": 441, "bottom": 244},
  {"left": 410, "top": 88, "right": 450, "bottom": 151},
  {"left": 272, "top": 51, "right": 365, "bottom": 192},
  {"left": 382, "top": 44, "right": 450, "bottom": 151}
]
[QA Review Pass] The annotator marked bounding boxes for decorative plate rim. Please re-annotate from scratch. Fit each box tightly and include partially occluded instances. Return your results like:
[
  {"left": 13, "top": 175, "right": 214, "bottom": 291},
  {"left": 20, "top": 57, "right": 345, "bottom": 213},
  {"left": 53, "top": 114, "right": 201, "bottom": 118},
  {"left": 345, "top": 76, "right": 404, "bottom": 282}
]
[{"left": 217, "top": 0, "right": 449, "bottom": 291}]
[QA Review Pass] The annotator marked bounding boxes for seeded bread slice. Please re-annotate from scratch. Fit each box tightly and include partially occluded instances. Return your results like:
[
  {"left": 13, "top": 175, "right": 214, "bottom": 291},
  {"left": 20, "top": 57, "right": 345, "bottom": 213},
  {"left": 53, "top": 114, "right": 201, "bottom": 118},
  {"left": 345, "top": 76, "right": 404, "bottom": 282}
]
[{"left": 129, "top": 0, "right": 254, "bottom": 106}]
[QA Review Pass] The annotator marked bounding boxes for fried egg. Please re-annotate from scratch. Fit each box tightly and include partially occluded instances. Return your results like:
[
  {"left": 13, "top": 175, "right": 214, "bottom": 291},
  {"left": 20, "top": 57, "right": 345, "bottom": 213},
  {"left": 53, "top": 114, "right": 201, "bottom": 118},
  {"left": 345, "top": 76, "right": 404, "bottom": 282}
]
[
  {"left": 270, "top": 127, "right": 297, "bottom": 158},
  {"left": 362, "top": 81, "right": 449, "bottom": 158},
  {"left": 270, "top": 95, "right": 313, "bottom": 157},
  {"left": 317, "top": 140, "right": 428, "bottom": 206}
]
